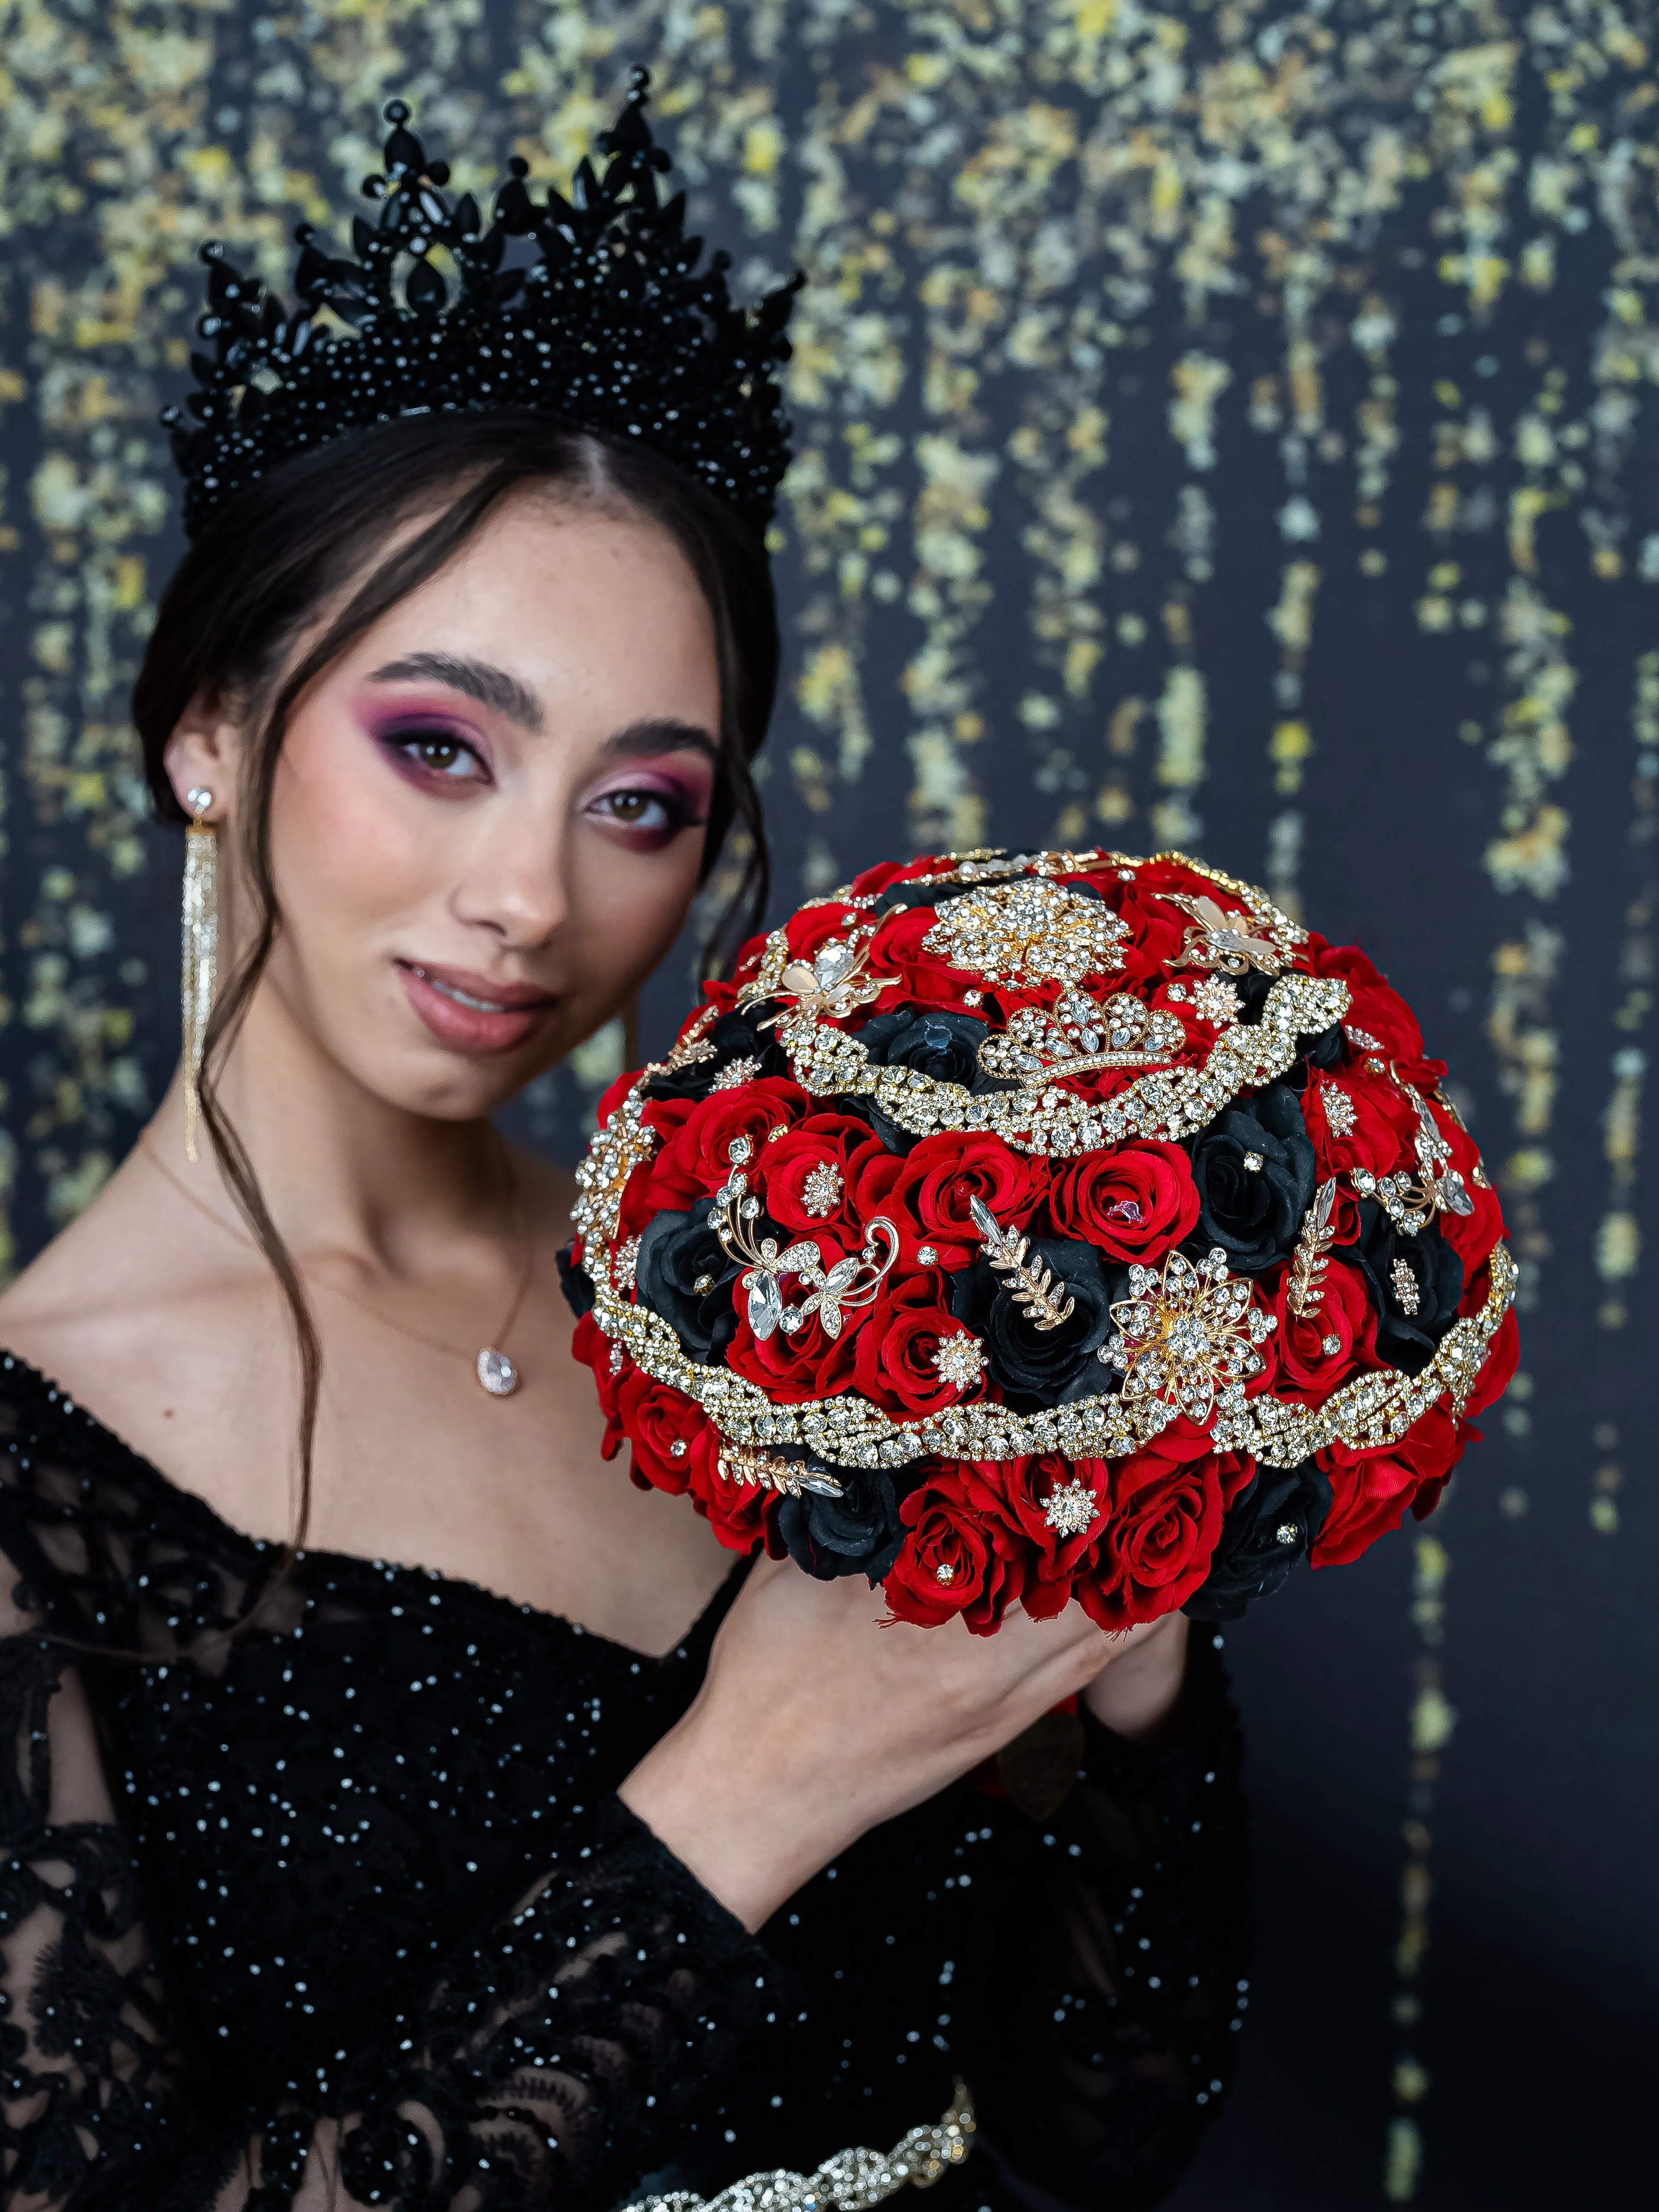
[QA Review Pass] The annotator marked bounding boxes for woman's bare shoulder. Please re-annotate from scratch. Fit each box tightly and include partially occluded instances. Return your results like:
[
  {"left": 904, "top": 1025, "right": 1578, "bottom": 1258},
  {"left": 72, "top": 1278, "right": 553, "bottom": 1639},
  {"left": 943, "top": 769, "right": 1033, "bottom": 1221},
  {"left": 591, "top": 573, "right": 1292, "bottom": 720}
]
[{"left": 0, "top": 1145, "right": 271, "bottom": 1406}]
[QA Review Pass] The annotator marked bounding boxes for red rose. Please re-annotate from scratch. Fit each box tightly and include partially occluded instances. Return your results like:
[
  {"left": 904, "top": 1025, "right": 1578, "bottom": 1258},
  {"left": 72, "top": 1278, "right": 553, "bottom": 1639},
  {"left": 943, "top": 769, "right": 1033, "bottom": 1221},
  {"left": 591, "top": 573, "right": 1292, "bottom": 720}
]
[
  {"left": 572, "top": 1311, "right": 627, "bottom": 1452},
  {"left": 757, "top": 1112, "right": 888, "bottom": 1238},
  {"left": 1311, "top": 1402, "right": 1462, "bottom": 1567},
  {"left": 1267, "top": 1252, "right": 1382, "bottom": 1404},
  {"left": 853, "top": 1271, "right": 989, "bottom": 1417},
  {"left": 684, "top": 1437, "right": 776, "bottom": 1552},
  {"left": 617, "top": 1096, "right": 696, "bottom": 1233},
  {"left": 617, "top": 1371, "right": 709, "bottom": 1497},
  {"left": 1045, "top": 1141, "right": 1200, "bottom": 1260},
  {"left": 876, "top": 1131, "right": 1042, "bottom": 1269},
  {"left": 884, "top": 1461, "right": 1030, "bottom": 1634},
  {"left": 866, "top": 904, "right": 991, "bottom": 1014},
  {"left": 1305, "top": 938, "right": 1444, "bottom": 1083},
  {"left": 1419, "top": 1093, "right": 1506, "bottom": 1271},
  {"left": 640, "top": 1095, "right": 695, "bottom": 1145},
  {"left": 725, "top": 1241, "right": 866, "bottom": 1403},
  {"left": 1464, "top": 1305, "right": 1519, "bottom": 1418},
  {"left": 1304, "top": 1066, "right": 1417, "bottom": 1180},
  {"left": 1074, "top": 1428, "right": 1250, "bottom": 1631},
  {"left": 644, "top": 1078, "right": 812, "bottom": 1209},
  {"left": 858, "top": 858, "right": 938, "bottom": 902},
  {"left": 986, "top": 1454, "right": 1111, "bottom": 1619},
  {"left": 595, "top": 1067, "right": 638, "bottom": 1130},
  {"left": 846, "top": 856, "right": 919, "bottom": 902},
  {"left": 779, "top": 901, "right": 863, "bottom": 970},
  {"left": 1105, "top": 862, "right": 1214, "bottom": 982},
  {"left": 847, "top": 1143, "right": 908, "bottom": 1223}
]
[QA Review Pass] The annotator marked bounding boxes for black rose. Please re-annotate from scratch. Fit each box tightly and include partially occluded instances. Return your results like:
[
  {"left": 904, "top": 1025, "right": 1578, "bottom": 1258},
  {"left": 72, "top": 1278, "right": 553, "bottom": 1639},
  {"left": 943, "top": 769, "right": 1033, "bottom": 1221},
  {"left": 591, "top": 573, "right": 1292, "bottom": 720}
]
[
  {"left": 1185, "top": 1460, "right": 1333, "bottom": 1622},
  {"left": 1291, "top": 1022, "right": 1347, "bottom": 1086},
  {"left": 845, "top": 1007, "right": 1016, "bottom": 1153},
  {"left": 950, "top": 1239, "right": 1124, "bottom": 1412},
  {"left": 856, "top": 1005, "right": 1010, "bottom": 1092},
  {"left": 1186, "top": 1080, "right": 1317, "bottom": 1276},
  {"left": 874, "top": 878, "right": 993, "bottom": 916},
  {"left": 1337, "top": 1201, "right": 1465, "bottom": 1376},
  {"left": 633, "top": 1207, "right": 742, "bottom": 1363},
  {"left": 775, "top": 1466, "right": 904, "bottom": 1582},
  {"left": 1231, "top": 968, "right": 1276, "bottom": 1024},
  {"left": 644, "top": 1005, "right": 791, "bottom": 1103},
  {"left": 874, "top": 872, "right": 1108, "bottom": 918},
  {"left": 843, "top": 1095, "right": 920, "bottom": 1157},
  {"left": 556, "top": 1240, "right": 595, "bottom": 1319}
]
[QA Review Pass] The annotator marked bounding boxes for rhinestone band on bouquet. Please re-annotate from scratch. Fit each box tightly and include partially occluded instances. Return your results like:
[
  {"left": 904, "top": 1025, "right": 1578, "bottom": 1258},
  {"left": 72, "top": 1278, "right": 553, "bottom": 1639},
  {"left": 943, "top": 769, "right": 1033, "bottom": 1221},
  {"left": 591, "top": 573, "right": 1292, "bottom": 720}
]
[{"left": 560, "top": 849, "right": 1518, "bottom": 1633}]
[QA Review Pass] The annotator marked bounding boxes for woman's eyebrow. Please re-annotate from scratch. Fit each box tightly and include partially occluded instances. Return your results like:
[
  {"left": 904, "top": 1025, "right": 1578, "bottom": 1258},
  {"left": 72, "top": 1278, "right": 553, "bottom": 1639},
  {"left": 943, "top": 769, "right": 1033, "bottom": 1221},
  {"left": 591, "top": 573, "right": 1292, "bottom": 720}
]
[
  {"left": 368, "top": 651, "right": 543, "bottom": 732},
  {"left": 601, "top": 718, "right": 719, "bottom": 764}
]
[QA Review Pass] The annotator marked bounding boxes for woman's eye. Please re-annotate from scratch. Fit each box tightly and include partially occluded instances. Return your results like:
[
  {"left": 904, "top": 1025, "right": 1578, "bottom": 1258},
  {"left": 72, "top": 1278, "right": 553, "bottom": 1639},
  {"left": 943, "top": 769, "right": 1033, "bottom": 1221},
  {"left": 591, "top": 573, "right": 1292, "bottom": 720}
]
[
  {"left": 393, "top": 731, "right": 482, "bottom": 779},
  {"left": 592, "top": 787, "right": 676, "bottom": 831}
]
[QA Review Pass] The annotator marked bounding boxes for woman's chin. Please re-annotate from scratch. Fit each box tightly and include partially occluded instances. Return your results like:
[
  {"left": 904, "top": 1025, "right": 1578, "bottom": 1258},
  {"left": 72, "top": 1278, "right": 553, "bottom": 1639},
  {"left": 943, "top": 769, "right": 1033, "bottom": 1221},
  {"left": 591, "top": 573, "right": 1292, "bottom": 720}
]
[{"left": 336, "top": 1027, "right": 568, "bottom": 1123}]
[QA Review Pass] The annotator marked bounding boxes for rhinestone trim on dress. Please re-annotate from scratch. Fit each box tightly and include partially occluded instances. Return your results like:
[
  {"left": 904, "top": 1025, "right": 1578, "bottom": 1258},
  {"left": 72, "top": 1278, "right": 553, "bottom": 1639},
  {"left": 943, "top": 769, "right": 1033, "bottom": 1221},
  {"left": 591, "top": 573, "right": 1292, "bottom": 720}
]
[{"left": 631, "top": 2083, "right": 976, "bottom": 2212}]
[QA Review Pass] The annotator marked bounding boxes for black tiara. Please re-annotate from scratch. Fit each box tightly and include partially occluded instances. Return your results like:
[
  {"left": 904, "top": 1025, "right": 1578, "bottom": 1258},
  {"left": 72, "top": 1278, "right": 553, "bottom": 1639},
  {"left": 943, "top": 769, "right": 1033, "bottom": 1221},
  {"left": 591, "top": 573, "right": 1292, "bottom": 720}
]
[{"left": 162, "top": 71, "right": 803, "bottom": 539}]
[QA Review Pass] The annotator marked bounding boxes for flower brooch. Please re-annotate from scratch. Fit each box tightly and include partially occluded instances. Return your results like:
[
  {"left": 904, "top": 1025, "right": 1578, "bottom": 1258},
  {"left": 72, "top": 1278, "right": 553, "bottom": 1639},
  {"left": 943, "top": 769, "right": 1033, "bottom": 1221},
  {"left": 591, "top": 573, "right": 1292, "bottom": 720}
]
[{"left": 1102, "top": 1248, "right": 1279, "bottom": 1430}]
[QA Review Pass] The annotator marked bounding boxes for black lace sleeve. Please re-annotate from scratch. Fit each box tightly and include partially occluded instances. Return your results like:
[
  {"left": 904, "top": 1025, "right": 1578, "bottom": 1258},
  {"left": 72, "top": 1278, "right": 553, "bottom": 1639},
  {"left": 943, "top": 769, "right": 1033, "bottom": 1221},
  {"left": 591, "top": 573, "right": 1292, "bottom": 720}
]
[
  {"left": 0, "top": 1599, "right": 771, "bottom": 2211},
  {"left": 956, "top": 1630, "right": 1252, "bottom": 2212}
]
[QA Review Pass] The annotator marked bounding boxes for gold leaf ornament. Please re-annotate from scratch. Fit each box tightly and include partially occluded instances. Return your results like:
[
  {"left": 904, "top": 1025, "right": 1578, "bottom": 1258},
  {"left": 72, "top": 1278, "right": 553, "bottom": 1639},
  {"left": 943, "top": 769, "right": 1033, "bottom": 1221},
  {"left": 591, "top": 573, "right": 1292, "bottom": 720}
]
[
  {"left": 1286, "top": 1178, "right": 1339, "bottom": 1319},
  {"left": 969, "top": 1197, "right": 1075, "bottom": 1330}
]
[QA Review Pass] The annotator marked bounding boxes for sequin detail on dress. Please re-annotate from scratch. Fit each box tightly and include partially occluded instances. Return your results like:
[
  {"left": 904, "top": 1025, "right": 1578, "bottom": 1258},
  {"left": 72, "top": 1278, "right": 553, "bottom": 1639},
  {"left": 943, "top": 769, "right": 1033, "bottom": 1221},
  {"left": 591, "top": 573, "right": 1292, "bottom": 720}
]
[{"left": 0, "top": 1352, "right": 1249, "bottom": 2209}]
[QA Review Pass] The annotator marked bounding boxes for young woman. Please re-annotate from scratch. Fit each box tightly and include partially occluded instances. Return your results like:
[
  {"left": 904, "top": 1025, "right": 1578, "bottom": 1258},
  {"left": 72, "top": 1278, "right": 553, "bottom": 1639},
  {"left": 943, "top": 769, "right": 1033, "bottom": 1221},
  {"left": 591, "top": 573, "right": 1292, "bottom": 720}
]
[{"left": 0, "top": 99, "right": 1247, "bottom": 2212}]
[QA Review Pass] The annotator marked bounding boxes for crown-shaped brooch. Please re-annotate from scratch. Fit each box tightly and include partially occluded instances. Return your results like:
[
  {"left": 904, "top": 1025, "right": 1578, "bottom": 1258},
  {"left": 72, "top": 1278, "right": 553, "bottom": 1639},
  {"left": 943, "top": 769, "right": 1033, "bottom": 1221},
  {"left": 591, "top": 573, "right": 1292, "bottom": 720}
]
[{"left": 162, "top": 69, "right": 803, "bottom": 538}]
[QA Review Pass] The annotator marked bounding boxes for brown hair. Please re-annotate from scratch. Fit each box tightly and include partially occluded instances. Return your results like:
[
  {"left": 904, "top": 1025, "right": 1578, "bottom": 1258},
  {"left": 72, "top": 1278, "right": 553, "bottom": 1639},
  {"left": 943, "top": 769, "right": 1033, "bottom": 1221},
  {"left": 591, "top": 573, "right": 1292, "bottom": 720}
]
[{"left": 131, "top": 410, "right": 777, "bottom": 1583}]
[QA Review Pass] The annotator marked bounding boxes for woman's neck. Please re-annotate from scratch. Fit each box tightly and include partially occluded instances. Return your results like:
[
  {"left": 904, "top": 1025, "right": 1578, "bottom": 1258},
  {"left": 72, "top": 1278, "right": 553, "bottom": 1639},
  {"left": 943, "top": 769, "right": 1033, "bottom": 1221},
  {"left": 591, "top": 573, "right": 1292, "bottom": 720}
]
[{"left": 155, "top": 980, "right": 520, "bottom": 1268}]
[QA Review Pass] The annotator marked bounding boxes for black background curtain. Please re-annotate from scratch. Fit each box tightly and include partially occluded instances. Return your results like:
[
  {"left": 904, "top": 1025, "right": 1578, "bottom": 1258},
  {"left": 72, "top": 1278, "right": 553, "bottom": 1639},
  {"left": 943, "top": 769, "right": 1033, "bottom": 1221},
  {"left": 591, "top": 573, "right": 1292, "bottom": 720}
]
[{"left": 0, "top": 4, "right": 1652, "bottom": 2202}]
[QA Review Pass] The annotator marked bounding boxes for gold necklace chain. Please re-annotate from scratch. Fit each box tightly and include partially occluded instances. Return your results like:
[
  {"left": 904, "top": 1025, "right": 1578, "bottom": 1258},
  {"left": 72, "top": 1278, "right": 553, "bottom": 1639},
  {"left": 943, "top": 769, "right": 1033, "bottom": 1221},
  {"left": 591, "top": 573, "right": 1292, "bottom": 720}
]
[{"left": 138, "top": 1129, "right": 536, "bottom": 1397}]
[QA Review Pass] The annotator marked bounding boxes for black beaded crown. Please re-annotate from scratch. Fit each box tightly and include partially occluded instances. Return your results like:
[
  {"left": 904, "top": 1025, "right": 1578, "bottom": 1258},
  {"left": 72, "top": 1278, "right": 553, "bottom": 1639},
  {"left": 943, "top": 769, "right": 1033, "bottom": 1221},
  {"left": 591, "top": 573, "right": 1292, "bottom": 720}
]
[{"left": 162, "top": 71, "right": 803, "bottom": 539}]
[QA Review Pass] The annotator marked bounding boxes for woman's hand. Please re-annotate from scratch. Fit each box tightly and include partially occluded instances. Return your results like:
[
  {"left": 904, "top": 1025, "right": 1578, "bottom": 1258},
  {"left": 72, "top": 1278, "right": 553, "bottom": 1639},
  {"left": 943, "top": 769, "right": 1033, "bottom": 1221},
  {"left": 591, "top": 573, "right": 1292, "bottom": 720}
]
[
  {"left": 619, "top": 1553, "right": 1171, "bottom": 1931},
  {"left": 1083, "top": 1610, "right": 1190, "bottom": 1741}
]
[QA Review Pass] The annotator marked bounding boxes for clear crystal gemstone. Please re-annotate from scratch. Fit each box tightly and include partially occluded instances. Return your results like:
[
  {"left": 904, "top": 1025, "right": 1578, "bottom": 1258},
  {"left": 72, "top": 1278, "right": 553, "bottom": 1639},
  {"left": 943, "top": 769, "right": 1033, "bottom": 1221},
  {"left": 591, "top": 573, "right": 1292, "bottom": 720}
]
[
  {"left": 1439, "top": 1171, "right": 1476, "bottom": 1215},
  {"left": 477, "top": 1347, "right": 519, "bottom": 1397}
]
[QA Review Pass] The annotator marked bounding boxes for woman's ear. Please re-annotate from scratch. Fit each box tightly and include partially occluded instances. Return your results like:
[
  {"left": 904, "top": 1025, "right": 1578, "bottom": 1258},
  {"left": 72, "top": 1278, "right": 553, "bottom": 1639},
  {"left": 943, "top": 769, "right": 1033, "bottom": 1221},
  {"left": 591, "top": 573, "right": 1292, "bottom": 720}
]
[{"left": 162, "top": 688, "right": 241, "bottom": 821}]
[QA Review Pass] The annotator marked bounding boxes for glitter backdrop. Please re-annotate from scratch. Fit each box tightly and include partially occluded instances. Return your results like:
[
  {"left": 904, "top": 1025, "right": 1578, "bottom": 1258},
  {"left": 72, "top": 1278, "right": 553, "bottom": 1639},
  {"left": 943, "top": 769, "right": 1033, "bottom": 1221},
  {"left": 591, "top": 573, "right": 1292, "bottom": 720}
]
[{"left": 0, "top": 4, "right": 1653, "bottom": 2203}]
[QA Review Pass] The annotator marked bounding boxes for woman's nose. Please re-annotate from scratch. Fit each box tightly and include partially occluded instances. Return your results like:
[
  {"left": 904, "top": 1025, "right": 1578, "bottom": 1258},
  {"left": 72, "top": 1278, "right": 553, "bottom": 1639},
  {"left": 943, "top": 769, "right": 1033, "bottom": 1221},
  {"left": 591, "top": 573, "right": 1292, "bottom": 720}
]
[{"left": 451, "top": 815, "right": 569, "bottom": 949}]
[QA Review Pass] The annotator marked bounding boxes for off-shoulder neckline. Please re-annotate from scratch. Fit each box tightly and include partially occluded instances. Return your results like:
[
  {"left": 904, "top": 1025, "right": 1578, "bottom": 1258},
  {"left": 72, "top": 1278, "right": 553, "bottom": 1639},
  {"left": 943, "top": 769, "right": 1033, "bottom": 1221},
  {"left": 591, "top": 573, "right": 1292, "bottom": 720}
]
[{"left": 0, "top": 1346, "right": 749, "bottom": 1669}]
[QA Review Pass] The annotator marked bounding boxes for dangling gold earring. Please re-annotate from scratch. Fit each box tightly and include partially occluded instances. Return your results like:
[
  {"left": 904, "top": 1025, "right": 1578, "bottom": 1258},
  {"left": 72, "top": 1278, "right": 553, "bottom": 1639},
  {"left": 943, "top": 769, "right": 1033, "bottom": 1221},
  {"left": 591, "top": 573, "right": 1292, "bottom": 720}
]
[{"left": 181, "top": 786, "right": 218, "bottom": 1164}]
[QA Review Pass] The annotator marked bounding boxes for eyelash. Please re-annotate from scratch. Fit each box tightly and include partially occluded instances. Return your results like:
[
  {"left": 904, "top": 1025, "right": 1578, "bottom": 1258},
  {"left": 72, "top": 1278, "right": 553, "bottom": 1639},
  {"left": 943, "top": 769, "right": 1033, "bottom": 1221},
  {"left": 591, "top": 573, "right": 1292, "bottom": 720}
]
[
  {"left": 587, "top": 786, "right": 704, "bottom": 845},
  {"left": 386, "top": 726, "right": 486, "bottom": 782}
]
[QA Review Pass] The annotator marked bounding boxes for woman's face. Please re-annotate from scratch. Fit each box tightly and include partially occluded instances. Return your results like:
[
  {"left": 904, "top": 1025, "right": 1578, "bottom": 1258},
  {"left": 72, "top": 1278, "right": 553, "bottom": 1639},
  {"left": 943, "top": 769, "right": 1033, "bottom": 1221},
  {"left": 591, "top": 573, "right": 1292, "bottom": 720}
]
[{"left": 178, "top": 489, "right": 723, "bottom": 1121}]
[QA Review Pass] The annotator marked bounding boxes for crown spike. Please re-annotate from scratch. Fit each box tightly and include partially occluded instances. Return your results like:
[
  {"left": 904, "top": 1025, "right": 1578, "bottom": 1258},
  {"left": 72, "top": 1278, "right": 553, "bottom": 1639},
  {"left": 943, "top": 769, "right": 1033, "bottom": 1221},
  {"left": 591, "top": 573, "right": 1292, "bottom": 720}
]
[{"left": 163, "top": 79, "right": 800, "bottom": 538}]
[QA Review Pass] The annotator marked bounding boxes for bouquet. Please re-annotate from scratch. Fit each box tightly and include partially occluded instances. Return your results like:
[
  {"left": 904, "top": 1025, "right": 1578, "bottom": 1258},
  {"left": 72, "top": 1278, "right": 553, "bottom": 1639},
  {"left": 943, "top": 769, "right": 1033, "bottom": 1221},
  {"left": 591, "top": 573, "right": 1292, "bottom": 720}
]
[{"left": 562, "top": 849, "right": 1517, "bottom": 1632}]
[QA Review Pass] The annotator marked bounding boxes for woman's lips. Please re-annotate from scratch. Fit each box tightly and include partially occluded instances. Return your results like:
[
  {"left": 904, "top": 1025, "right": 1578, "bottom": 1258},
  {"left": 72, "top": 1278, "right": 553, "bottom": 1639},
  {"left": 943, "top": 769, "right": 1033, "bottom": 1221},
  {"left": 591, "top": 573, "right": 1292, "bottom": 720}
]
[{"left": 398, "top": 961, "right": 557, "bottom": 1055}]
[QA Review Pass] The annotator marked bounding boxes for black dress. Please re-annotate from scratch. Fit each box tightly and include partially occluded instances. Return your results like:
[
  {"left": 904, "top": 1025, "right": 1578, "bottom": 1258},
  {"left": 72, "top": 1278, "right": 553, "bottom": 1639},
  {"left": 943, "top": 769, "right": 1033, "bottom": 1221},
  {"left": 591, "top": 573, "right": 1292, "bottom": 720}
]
[{"left": 0, "top": 1353, "right": 1250, "bottom": 2211}]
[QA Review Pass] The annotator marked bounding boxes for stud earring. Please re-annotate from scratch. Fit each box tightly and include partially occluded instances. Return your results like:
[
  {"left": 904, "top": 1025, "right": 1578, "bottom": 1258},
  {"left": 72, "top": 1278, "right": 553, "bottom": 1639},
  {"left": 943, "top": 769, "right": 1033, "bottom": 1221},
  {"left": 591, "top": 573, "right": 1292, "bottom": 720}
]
[{"left": 181, "top": 787, "right": 218, "bottom": 1164}]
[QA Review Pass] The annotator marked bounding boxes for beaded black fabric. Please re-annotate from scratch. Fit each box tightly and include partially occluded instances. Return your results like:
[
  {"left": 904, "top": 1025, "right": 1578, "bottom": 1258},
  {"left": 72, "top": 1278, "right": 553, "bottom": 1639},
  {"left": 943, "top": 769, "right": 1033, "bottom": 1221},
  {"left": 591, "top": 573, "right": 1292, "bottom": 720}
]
[
  {"left": 0, "top": 1353, "right": 1250, "bottom": 2211},
  {"left": 161, "top": 73, "right": 803, "bottom": 540}
]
